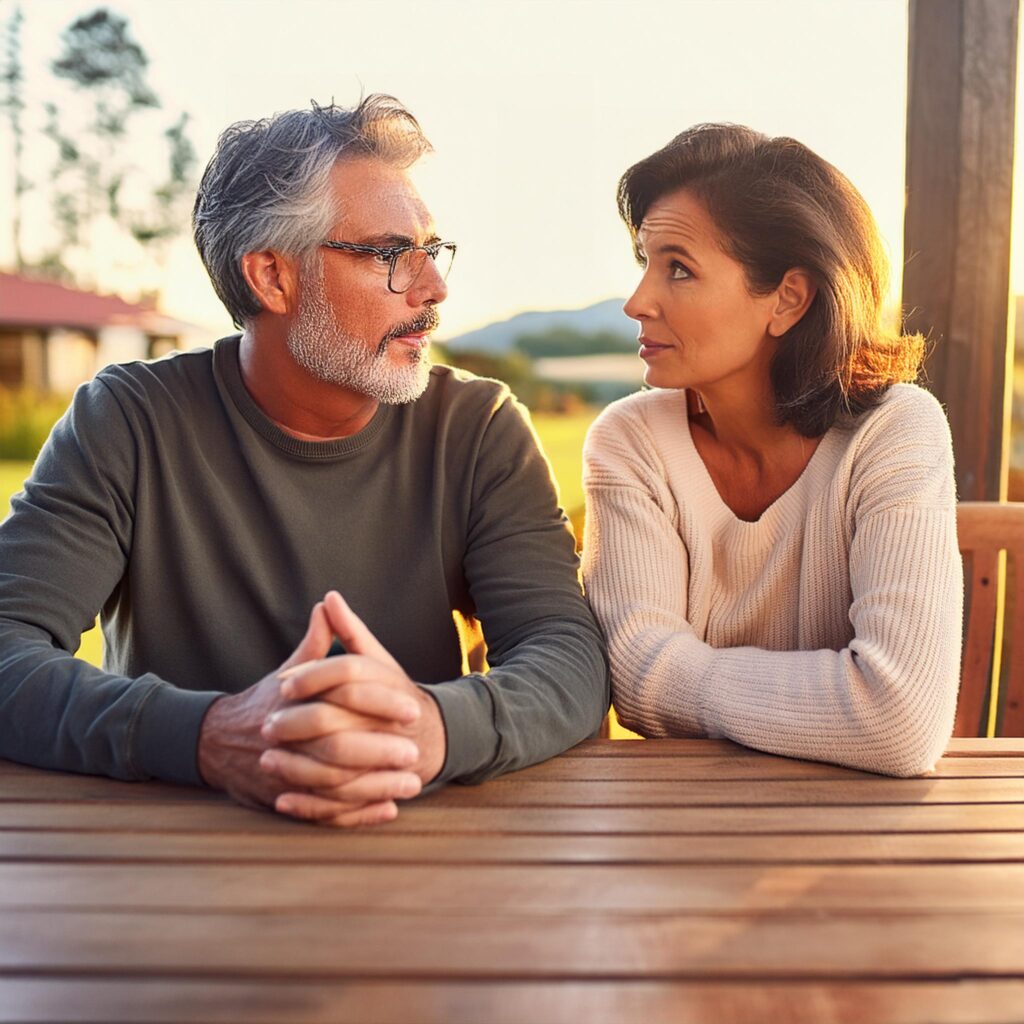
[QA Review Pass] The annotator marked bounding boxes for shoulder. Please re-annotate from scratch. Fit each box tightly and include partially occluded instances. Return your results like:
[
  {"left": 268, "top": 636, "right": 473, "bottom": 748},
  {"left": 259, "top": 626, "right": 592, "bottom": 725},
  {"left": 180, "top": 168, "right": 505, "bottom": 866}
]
[
  {"left": 844, "top": 383, "right": 956, "bottom": 512},
  {"left": 847, "top": 383, "right": 953, "bottom": 461},
  {"left": 421, "top": 362, "right": 535, "bottom": 444},
  {"left": 92, "top": 343, "right": 217, "bottom": 418},
  {"left": 425, "top": 362, "right": 513, "bottom": 415},
  {"left": 585, "top": 387, "right": 686, "bottom": 459}
]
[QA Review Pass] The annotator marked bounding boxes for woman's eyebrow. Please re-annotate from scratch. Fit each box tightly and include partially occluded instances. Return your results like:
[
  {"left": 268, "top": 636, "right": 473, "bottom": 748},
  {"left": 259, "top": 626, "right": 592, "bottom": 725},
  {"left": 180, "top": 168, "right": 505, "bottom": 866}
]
[{"left": 655, "top": 242, "right": 701, "bottom": 265}]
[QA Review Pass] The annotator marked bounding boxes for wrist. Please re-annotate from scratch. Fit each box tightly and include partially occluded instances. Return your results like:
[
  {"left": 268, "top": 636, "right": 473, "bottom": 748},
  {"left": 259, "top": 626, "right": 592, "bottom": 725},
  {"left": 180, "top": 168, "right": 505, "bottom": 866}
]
[
  {"left": 414, "top": 685, "right": 447, "bottom": 785},
  {"left": 196, "top": 693, "right": 235, "bottom": 790}
]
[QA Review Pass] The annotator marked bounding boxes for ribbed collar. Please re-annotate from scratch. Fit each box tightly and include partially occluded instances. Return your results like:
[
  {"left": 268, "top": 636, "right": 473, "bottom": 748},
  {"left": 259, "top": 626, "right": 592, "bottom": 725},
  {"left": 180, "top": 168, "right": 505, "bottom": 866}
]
[
  {"left": 213, "top": 334, "right": 392, "bottom": 461},
  {"left": 672, "top": 389, "right": 848, "bottom": 541}
]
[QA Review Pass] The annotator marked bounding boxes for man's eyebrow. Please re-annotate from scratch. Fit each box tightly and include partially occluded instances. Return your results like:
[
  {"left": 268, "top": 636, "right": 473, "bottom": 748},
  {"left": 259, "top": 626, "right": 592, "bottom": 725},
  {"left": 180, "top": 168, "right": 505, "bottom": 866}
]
[{"left": 358, "top": 232, "right": 442, "bottom": 247}]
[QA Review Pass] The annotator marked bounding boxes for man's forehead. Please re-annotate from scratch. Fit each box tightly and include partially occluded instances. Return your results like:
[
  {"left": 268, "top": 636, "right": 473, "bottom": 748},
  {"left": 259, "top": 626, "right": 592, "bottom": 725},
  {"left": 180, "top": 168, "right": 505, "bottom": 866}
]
[{"left": 329, "top": 157, "right": 436, "bottom": 239}]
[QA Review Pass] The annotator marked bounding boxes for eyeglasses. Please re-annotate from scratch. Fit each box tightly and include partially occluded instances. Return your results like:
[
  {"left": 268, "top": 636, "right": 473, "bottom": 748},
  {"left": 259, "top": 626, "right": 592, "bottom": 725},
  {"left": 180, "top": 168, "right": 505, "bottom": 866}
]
[{"left": 320, "top": 239, "right": 457, "bottom": 294}]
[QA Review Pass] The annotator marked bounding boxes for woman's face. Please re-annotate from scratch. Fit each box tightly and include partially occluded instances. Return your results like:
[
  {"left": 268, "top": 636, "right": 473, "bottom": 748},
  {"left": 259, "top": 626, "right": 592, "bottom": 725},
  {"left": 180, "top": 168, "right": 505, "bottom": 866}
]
[{"left": 624, "top": 188, "right": 780, "bottom": 394}]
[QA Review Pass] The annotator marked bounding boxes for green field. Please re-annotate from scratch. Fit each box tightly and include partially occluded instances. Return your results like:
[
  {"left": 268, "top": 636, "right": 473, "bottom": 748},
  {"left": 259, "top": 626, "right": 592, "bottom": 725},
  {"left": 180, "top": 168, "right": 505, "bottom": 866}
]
[
  {"left": 0, "top": 460, "right": 31, "bottom": 511},
  {"left": 530, "top": 408, "right": 598, "bottom": 519}
]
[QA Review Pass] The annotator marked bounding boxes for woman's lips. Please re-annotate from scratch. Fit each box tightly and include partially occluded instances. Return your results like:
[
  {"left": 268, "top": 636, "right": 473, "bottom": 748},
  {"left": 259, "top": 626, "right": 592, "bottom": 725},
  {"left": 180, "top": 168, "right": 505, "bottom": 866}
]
[{"left": 638, "top": 337, "right": 671, "bottom": 360}]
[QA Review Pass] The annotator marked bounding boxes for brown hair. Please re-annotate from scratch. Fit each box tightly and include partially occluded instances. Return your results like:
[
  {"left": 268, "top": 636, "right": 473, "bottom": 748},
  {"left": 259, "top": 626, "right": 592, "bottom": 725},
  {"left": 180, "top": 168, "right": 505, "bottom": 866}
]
[{"left": 617, "top": 124, "right": 923, "bottom": 437}]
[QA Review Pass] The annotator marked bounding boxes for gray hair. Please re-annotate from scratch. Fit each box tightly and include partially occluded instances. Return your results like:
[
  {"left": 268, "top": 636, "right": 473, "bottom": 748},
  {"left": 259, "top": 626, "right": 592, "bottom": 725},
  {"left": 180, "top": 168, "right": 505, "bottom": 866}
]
[{"left": 192, "top": 95, "right": 432, "bottom": 327}]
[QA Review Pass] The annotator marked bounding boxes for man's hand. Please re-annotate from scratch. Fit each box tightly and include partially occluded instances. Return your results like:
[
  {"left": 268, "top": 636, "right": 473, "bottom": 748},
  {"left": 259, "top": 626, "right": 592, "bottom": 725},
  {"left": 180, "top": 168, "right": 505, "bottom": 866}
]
[
  {"left": 196, "top": 598, "right": 423, "bottom": 827},
  {"left": 258, "top": 590, "right": 448, "bottom": 826}
]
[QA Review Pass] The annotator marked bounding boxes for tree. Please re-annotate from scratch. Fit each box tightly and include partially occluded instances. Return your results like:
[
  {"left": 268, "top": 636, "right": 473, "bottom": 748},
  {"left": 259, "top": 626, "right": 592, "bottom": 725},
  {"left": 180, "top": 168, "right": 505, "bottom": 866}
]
[
  {"left": 4, "top": 5, "right": 195, "bottom": 288},
  {"left": 0, "top": 3, "right": 26, "bottom": 271},
  {"left": 513, "top": 325, "right": 635, "bottom": 359}
]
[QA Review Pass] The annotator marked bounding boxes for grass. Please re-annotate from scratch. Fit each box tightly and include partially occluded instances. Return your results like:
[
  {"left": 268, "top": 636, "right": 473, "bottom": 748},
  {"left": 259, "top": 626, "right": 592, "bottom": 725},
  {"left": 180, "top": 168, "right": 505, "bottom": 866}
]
[
  {"left": 1, "top": 458, "right": 103, "bottom": 666},
  {"left": 530, "top": 408, "right": 599, "bottom": 518},
  {"left": 0, "top": 460, "right": 32, "bottom": 514}
]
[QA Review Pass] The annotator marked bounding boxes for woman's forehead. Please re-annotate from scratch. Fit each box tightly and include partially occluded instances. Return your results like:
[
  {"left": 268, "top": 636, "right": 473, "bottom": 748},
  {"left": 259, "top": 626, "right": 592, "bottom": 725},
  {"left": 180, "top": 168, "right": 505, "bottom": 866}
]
[{"left": 639, "top": 190, "right": 720, "bottom": 250}]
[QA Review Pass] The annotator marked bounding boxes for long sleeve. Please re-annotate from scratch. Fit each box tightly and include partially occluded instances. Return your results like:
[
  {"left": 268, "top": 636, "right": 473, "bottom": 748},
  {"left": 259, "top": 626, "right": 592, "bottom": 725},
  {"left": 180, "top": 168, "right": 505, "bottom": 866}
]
[
  {"left": 428, "top": 397, "right": 609, "bottom": 784},
  {"left": 0, "top": 378, "right": 220, "bottom": 784},
  {"left": 582, "top": 391, "right": 962, "bottom": 777}
]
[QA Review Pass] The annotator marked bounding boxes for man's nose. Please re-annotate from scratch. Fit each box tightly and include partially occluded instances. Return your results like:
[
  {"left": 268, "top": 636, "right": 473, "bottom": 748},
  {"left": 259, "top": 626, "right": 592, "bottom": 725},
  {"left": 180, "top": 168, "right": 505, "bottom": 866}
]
[{"left": 406, "top": 257, "right": 448, "bottom": 307}]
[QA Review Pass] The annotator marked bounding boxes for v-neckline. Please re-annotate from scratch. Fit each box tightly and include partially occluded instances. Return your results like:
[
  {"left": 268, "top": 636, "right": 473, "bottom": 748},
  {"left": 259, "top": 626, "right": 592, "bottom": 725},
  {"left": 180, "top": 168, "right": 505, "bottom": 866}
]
[{"left": 676, "top": 392, "right": 840, "bottom": 533}]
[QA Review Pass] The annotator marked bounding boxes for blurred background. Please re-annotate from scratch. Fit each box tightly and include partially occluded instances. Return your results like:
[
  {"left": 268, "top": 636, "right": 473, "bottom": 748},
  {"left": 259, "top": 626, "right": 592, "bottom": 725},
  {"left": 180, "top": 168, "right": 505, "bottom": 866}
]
[{"left": 1, "top": 0, "right": 1021, "bottom": 682}]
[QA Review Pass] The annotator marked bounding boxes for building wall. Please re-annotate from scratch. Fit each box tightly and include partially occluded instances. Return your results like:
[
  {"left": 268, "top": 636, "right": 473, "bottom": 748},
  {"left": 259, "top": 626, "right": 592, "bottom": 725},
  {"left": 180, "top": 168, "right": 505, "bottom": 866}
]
[{"left": 46, "top": 330, "right": 98, "bottom": 394}]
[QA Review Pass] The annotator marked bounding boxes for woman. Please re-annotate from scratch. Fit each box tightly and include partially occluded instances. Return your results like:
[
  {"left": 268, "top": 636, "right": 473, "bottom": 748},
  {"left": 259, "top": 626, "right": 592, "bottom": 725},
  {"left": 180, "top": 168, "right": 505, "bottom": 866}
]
[{"left": 582, "top": 124, "right": 962, "bottom": 777}]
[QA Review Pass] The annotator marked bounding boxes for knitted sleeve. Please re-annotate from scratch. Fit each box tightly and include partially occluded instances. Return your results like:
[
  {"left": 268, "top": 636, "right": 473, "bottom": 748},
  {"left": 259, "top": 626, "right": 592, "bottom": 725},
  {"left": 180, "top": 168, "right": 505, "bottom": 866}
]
[{"left": 582, "top": 393, "right": 962, "bottom": 777}]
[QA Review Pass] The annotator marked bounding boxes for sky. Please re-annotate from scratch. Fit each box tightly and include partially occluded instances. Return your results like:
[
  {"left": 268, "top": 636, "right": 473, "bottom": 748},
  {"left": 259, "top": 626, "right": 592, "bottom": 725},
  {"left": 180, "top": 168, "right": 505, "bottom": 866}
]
[{"left": 1, "top": 0, "right": 1017, "bottom": 341}]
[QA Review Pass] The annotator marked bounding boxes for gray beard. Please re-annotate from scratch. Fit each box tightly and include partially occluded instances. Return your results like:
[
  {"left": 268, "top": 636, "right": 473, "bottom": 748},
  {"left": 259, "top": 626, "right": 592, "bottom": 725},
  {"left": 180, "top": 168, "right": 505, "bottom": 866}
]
[{"left": 286, "top": 274, "right": 431, "bottom": 405}]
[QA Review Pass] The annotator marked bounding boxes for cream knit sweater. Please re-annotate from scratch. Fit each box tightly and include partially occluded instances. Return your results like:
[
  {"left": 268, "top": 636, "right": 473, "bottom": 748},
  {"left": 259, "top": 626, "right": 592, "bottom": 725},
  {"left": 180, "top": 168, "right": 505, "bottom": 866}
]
[{"left": 582, "top": 383, "right": 963, "bottom": 777}]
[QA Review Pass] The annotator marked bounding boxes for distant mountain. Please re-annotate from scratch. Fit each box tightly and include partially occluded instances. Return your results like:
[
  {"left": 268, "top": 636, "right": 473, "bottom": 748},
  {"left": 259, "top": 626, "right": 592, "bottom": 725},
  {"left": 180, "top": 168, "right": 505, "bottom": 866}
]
[{"left": 444, "top": 298, "right": 635, "bottom": 353}]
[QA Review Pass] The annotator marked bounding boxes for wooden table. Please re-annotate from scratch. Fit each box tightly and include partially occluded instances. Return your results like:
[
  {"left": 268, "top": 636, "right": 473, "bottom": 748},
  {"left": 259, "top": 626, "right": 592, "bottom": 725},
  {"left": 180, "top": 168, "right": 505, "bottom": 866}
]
[{"left": 0, "top": 738, "right": 1022, "bottom": 1023}]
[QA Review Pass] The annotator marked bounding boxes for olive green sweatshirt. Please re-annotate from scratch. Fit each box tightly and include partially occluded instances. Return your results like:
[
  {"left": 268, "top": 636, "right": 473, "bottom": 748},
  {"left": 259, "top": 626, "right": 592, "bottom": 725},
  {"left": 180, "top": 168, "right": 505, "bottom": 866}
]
[{"left": 0, "top": 336, "right": 608, "bottom": 786}]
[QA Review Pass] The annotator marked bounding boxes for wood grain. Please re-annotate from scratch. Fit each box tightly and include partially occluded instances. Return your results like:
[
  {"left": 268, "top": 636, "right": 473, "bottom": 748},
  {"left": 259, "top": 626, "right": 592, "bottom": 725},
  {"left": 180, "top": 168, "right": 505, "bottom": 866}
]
[
  {"left": 3, "top": 830, "right": 1022, "bottom": 866},
  {"left": 2, "top": 800, "right": 1022, "bottom": 834},
  {"left": 2, "top": 910, "right": 1022, "bottom": 978},
  {"left": 0, "top": 862, "right": 1021, "bottom": 913},
  {"left": 2, "top": 980, "right": 1023, "bottom": 1024}
]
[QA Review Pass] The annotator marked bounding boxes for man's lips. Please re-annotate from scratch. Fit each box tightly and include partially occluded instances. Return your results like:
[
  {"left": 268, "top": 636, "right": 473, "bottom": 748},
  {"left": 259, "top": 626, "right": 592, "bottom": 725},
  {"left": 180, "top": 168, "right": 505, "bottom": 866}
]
[{"left": 391, "top": 332, "right": 430, "bottom": 348}]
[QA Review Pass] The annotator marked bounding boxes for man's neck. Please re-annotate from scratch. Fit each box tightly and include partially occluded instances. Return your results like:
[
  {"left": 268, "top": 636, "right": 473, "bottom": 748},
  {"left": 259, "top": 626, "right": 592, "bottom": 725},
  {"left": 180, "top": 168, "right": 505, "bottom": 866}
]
[{"left": 238, "top": 328, "right": 379, "bottom": 440}]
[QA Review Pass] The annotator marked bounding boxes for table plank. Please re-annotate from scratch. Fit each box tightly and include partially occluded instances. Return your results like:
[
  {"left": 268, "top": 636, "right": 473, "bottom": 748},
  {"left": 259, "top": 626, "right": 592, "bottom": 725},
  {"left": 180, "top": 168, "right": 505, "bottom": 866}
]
[
  {"left": 0, "top": 863, "right": 1021, "bottom": 913},
  {"left": 424, "top": 778, "right": 1024, "bottom": 806},
  {"left": 2, "top": 910, "right": 1022, "bottom": 977},
  {"left": 2, "top": 979, "right": 1023, "bottom": 1024},
  {"left": 3, "top": 772, "right": 1019, "bottom": 806},
  {"left": 4, "top": 830, "right": 1023, "bottom": 865},
  {"left": 510, "top": 756, "right": 1024, "bottom": 781},
  {"left": 3, "top": 800, "right": 1023, "bottom": 833},
  {"left": 563, "top": 739, "right": 1024, "bottom": 757}
]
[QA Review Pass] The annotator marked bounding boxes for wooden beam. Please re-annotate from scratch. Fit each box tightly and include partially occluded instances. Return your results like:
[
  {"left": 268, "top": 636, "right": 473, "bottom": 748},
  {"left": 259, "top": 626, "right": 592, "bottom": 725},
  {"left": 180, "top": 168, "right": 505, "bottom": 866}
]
[{"left": 903, "top": 0, "right": 1019, "bottom": 500}]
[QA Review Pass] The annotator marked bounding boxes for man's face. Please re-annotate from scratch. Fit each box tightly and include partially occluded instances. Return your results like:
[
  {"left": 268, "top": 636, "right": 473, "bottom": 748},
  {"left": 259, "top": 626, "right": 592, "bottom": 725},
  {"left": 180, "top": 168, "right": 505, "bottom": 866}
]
[{"left": 286, "top": 157, "right": 448, "bottom": 404}]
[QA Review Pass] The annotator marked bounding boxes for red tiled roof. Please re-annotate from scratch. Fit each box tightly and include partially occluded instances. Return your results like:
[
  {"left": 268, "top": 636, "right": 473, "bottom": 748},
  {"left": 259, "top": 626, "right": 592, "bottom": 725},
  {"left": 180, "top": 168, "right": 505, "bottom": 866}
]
[{"left": 0, "top": 272, "right": 185, "bottom": 334}]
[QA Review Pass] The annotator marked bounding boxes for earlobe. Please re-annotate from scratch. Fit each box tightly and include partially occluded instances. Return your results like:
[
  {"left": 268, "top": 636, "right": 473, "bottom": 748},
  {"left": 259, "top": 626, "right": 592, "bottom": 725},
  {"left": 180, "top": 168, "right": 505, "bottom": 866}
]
[
  {"left": 768, "top": 268, "right": 817, "bottom": 337},
  {"left": 240, "top": 250, "right": 296, "bottom": 317}
]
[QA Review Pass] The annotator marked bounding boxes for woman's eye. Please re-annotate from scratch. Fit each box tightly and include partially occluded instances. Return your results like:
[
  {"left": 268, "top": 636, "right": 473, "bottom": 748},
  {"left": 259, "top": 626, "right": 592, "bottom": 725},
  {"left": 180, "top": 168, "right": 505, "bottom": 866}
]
[{"left": 669, "top": 261, "right": 692, "bottom": 280}]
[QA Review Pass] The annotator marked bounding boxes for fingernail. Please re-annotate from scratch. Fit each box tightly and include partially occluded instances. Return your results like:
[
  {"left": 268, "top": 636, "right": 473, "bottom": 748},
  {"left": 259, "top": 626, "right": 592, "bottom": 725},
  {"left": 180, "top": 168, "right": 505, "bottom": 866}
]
[
  {"left": 400, "top": 700, "right": 421, "bottom": 722},
  {"left": 399, "top": 743, "right": 419, "bottom": 766},
  {"left": 259, "top": 750, "right": 276, "bottom": 769},
  {"left": 401, "top": 774, "right": 422, "bottom": 798},
  {"left": 280, "top": 680, "right": 295, "bottom": 699},
  {"left": 277, "top": 666, "right": 301, "bottom": 681}
]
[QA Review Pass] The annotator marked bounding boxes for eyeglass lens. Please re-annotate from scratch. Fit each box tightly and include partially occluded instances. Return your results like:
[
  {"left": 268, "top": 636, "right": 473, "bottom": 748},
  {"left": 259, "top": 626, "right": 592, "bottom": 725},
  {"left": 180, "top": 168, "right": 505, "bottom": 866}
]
[{"left": 391, "top": 245, "right": 456, "bottom": 292}]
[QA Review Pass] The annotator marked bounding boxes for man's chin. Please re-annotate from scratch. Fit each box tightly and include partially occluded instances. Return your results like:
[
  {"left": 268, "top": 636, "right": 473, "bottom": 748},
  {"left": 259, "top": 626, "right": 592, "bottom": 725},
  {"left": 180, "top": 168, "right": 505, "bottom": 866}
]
[{"left": 373, "top": 359, "right": 432, "bottom": 405}]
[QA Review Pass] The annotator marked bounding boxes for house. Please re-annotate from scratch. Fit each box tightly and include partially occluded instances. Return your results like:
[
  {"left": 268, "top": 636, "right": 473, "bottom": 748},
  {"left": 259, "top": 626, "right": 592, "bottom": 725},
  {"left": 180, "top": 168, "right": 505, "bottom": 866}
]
[{"left": 0, "top": 272, "right": 202, "bottom": 393}]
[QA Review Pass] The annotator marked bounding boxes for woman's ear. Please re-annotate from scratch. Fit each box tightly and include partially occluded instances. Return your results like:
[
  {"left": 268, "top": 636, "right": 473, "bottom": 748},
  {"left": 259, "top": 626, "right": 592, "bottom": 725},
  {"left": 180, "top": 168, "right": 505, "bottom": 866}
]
[
  {"left": 239, "top": 250, "right": 300, "bottom": 317},
  {"left": 768, "top": 268, "right": 817, "bottom": 337}
]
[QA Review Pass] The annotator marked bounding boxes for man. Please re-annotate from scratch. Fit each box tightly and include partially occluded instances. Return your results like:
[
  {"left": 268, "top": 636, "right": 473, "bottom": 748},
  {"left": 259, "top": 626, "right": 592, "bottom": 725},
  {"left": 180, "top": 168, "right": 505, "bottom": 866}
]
[{"left": 0, "top": 96, "right": 608, "bottom": 827}]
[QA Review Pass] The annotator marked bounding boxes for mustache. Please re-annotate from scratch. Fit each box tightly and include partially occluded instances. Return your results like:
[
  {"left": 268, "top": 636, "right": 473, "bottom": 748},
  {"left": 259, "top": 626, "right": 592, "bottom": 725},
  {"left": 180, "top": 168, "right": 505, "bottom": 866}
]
[{"left": 378, "top": 310, "right": 441, "bottom": 354}]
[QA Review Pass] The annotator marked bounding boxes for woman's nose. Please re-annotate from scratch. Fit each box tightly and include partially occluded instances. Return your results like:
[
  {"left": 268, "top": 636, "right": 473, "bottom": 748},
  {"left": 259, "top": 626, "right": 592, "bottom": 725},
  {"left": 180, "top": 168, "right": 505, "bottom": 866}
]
[{"left": 623, "top": 280, "right": 656, "bottom": 323}]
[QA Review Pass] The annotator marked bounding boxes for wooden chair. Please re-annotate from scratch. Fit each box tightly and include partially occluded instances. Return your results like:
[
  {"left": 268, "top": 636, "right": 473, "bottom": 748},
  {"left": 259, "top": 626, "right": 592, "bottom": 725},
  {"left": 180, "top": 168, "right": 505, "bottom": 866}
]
[{"left": 956, "top": 501, "right": 1024, "bottom": 736}]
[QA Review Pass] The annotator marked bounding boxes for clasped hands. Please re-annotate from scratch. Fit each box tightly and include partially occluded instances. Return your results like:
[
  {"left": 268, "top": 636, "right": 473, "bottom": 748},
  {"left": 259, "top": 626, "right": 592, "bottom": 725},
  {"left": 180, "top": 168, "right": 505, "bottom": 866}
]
[{"left": 197, "top": 590, "right": 446, "bottom": 827}]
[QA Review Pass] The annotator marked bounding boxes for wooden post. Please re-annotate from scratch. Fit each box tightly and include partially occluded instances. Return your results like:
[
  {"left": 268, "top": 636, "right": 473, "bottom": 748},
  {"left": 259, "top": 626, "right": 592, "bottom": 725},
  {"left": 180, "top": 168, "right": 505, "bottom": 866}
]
[{"left": 903, "top": 0, "right": 1019, "bottom": 501}]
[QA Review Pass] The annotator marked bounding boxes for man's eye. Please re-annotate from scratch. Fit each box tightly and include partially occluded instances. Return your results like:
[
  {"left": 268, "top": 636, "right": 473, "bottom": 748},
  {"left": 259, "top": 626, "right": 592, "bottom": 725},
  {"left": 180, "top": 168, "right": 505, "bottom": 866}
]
[{"left": 670, "top": 261, "right": 692, "bottom": 280}]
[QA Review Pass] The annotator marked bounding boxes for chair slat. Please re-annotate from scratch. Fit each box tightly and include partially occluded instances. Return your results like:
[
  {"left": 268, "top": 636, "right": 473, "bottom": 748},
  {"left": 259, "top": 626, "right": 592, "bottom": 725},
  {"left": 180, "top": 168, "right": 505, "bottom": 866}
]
[{"left": 956, "top": 502, "right": 1024, "bottom": 737}]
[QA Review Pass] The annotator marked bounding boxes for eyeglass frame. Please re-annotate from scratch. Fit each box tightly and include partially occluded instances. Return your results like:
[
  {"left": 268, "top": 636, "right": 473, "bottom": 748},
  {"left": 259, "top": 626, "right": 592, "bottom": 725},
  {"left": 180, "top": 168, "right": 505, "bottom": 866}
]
[{"left": 319, "top": 238, "right": 457, "bottom": 294}]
